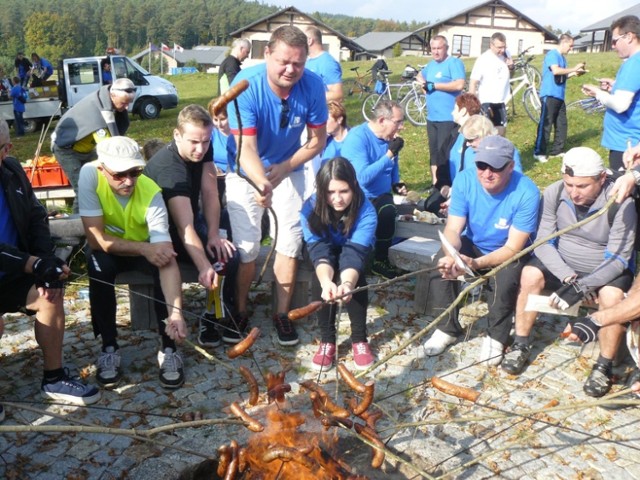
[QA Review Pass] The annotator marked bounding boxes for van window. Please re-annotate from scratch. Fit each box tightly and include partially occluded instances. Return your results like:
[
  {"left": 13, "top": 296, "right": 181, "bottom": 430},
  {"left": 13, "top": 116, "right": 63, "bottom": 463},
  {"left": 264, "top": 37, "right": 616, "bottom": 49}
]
[{"left": 68, "top": 62, "right": 99, "bottom": 85}]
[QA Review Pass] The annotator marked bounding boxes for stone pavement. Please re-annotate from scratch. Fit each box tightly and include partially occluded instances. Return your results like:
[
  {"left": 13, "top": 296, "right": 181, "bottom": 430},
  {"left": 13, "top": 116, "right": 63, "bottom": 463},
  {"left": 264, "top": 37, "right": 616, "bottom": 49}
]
[{"left": 1, "top": 277, "right": 640, "bottom": 479}]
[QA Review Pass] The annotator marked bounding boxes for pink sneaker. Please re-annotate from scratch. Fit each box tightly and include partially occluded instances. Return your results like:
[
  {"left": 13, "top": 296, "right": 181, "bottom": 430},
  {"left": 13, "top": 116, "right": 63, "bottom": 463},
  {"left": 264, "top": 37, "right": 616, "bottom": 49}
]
[
  {"left": 352, "top": 342, "right": 374, "bottom": 370},
  {"left": 312, "top": 343, "right": 336, "bottom": 370}
]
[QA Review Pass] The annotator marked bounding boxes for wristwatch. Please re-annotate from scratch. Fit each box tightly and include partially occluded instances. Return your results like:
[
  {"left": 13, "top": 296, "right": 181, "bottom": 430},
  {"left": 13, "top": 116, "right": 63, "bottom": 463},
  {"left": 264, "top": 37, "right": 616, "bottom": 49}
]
[{"left": 632, "top": 168, "right": 640, "bottom": 186}]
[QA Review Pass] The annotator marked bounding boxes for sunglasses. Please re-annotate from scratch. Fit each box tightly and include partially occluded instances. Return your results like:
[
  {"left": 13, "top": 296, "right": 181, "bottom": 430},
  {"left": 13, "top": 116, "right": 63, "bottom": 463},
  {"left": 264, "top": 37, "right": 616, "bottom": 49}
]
[
  {"left": 280, "top": 98, "right": 290, "bottom": 129},
  {"left": 113, "top": 87, "right": 137, "bottom": 94},
  {"left": 612, "top": 33, "right": 628, "bottom": 46},
  {"left": 476, "top": 161, "right": 510, "bottom": 173},
  {"left": 102, "top": 164, "right": 144, "bottom": 181}
]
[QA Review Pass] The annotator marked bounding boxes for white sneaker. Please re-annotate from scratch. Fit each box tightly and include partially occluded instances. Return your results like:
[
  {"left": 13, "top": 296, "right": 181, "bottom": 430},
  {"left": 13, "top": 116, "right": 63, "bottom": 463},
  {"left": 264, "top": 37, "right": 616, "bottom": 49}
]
[
  {"left": 157, "top": 348, "right": 184, "bottom": 389},
  {"left": 423, "top": 329, "right": 457, "bottom": 356},
  {"left": 480, "top": 336, "right": 504, "bottom": 366},
  {"left": 533, "top": 154, "right": 548, "bottom": 163}
]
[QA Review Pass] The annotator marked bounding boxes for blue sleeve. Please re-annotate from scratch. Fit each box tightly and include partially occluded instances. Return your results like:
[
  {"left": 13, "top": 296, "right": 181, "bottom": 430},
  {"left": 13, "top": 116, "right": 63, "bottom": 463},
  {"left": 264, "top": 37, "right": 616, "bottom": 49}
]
[
  {"left": 392, "top": 156, "right": 400, "bottom": 184},
  {"left": 450, "top": 58, "right": 466, "bottom": 81},
  {"left": 511, "top": 179, "right": 541, "bottom": 234},
  {"left": 513, "top": 148, "right": 523, "bottom": 173},
  {"left": 341, "top": 128, "right": 393, "bottom": 192},
  {"left": 614, "top": 56, "right": 640, "bottom": 94},
  {"left": 449, "top": 171, "right": 471, "bottom": 218},
  {"left": 324, "top": 58, "right": 342, "bottom": 85},
  {"left": 305, "top": 72, "right": 330, "bottom": 128},
  {"left": 349, "top": 200, "right": 378, "bottom": 247}
]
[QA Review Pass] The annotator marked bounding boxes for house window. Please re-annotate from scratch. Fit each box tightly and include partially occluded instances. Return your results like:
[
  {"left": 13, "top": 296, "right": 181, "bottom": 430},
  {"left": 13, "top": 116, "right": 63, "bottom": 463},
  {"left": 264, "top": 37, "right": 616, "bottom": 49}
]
[
  {"left": 517, "top": 39, "right": 523, "bottom": 54},
  {"left": 251, "top": 40, "right": 268, "bottom": 60},
  {"left": 481, "top": 37, "right": 491, "bottom": 52},
  {"left": 452, "top": 35, "right": 471, "bottom": 56}
]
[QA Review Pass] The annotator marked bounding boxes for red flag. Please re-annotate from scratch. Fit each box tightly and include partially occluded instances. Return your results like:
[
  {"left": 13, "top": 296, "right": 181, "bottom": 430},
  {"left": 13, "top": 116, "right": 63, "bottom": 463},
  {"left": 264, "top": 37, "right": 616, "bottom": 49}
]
[
  {"left": 161, "top": 43, "right": 170, "bottom": 52},
  {"left": 174, "top": 43, "right": 184, "bottom": 53}
]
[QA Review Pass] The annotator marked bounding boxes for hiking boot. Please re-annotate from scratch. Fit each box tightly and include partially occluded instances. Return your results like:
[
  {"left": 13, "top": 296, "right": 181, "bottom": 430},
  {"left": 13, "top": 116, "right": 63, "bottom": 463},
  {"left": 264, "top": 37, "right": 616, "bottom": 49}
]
[
  {"left": 501, "top": 342, "right": 531, "bottom": 375},
  {"left": 96, "top": 346, "right": 122, "bottom": 388},
  {"left": 583, "top": 362, "right": 612, "bottom": 398},
  {"left": 222, "top": 312, "right": 249, "bottom": 344},
  {"left": 273, "top": 313, "right": 299, "bottom": 346},
  {"left": 353, "top": 342, "right": 375, "bottom": 370},
  {"left": 198, "top": 312, "right": 221, "bottom": 347},
  {"left": 41, "top": 370, "right": 101, "bottom": 405},
  {"left": 371, "top": 259, "right": 402, "bottom": 279},
  {"left": 312, "top": 343, "right": 336, "bottom": 370},
  {"left": 157, "top": 348, "right": 185, "bottom": 389}
]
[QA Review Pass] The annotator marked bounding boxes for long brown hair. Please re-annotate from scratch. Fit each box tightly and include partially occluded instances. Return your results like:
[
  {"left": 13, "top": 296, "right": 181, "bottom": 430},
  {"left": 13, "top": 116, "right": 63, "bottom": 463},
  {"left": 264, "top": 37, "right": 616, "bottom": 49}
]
[{"left": 308, "top": 157, "right": 364, "bottom": 237}]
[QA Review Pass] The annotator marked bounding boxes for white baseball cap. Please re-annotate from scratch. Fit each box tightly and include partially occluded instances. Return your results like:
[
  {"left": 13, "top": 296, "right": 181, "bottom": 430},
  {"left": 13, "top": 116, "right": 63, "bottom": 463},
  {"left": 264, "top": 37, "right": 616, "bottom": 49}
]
[
  {"left": 97, "top": 137, "right": 145, "bottom": 172},
  {"left": 561, "top": 147, "right": 605, "bottom": 177}
]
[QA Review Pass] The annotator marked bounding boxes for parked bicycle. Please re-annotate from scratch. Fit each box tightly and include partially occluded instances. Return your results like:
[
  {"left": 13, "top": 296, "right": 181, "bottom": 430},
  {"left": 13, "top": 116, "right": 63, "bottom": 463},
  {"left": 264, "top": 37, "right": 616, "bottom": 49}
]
[
  {"left": 566, "top": 96, "right": 606, "bottom": 115},
  {"left": 402, "top": 81, "right": 427, "bottom": 127},
  {"left": 396, "top": 65, "right": 421, "bottom": 104},
  {"left": 361, "top": 69, "right": 396, "bottom": 121},
  {"left": 511, "top": 46, "right": 541, "bottom": 87},
  {"left": 506, "top": 65, "right": 541, "bottom": 123},
  {"left": 343, "top": 66, "right": 372, "bottom": 99}
]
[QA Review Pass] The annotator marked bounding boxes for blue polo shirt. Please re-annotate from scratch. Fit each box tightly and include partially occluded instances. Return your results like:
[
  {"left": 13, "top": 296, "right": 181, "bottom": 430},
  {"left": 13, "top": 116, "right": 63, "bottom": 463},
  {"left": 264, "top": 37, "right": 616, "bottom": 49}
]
[
  {"left": 539, "top": 49, "right": 568, "bottom": 100},
  {"left": 420, "top": 56, "right": 465, "bottom": 121}
]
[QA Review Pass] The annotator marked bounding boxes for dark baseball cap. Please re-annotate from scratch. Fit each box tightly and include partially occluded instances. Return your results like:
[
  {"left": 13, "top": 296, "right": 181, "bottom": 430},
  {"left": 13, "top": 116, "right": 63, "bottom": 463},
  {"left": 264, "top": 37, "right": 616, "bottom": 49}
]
[{"left": 475, "top": 135, "right": 515, "bottom": 169}]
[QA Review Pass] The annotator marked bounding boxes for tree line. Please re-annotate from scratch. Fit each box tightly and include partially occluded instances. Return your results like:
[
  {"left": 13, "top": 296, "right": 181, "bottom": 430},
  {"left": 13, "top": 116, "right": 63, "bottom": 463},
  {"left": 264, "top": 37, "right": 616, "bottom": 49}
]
[{"left": 0, "top": 0, "right": 426, "bottom": 75}]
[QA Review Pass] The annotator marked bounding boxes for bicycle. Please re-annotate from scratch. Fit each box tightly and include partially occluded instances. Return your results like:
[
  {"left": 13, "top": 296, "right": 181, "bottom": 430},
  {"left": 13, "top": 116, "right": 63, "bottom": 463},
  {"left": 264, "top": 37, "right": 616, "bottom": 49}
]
[
  {"left": 402, "top": 81, "right": 427, "bottom": 127},
  {"left": 361, "top": 69, "right": 395, "bottom": 121},
  {"left": 395, "top": 65, "right": 421, "bottom": 104},
  {"left": 511, "top": 46, "right": 541, "bottom": 87},
  {"left": 506, "top": 66, "right": 541, "bottom": 123},
  {"left": 343, "top": 66, "right": 372, "bottom": 99}
]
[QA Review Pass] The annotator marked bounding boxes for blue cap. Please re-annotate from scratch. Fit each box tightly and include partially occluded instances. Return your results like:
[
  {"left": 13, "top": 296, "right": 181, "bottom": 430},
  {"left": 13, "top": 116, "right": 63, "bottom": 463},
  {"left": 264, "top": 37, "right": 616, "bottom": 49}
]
[{"left": 475, "top": 135, "right": 515, "bottom": 169}]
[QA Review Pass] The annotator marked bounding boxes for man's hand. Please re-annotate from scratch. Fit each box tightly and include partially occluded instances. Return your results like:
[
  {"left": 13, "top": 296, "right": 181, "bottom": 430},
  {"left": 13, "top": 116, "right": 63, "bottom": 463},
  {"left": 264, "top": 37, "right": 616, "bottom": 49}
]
[
  {"left": 265, "top": 163, "right": 291, "bottom": 189},
  {"left": 581, "top": 84, "right": 600, "bottom": 97},
  {"left": 32, "top": 256, "right": 68, "bottom": 282},
  {"left": 437, "top": 255, "right": 462, "bottom": 280},
  {"left": 254, "top": 181, "right": 273, "bottom": 208},
  {"left": 336, "top": 281, "right": 353, "bottom": 303},
  {"left": 392, "top": 182, "right": 407, "bottom": 195},
  {"left": 549, "top": 280, "right": 584, "bottom": 310},
  {"left": 612, "top": 172, "right": 636, "bottom": 204},
  {"left": 388, "top": 137, "right": 404, "bottom": 157},
  {"left": 36, "top": 281, "right": 65, "bottom": 302},
  {"left": 198, "top": 266, "right": 218, "bottom": 291},
  {"left": 424, "top": 81, "right": 435, "bottom": 93},
  {"left": 563, "top": 316, "right": 600, "bottom": 343},
  {"left": 206, "top": 234, "right": 235, "bottom": 262},
  {"left": 165, "top": 317, "right": 187, "bottom": 343},
  {"left": 143, "top": 243, "right": 177, "bottom": 268},
  {"left": 623, "top": 144, "right": 640, "bottom": 169}
]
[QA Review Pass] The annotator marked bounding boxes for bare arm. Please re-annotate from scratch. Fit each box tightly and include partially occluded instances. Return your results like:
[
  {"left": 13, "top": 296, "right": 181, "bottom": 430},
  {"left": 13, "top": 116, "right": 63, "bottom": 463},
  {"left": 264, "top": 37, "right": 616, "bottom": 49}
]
[
  {"left": 200, "top": 161, "right": 235, "bottom": 261},
  {"left": 232, "top": 133, "right": 272, "bottom": 207},
  {"left": 468, "top": 79, "right": 479, "bottom": 96},
  {"left": 158, "top": 257, "right": 187, "bottom": 342},
  {"left": 435, "top": 78, "right": 466, "bottom": 93},
  {"left": 467, "top": 227, "right": 530, "bottom": 271},
  {"left": 325, "top": 83, "right": 343, "bottom": 102}
]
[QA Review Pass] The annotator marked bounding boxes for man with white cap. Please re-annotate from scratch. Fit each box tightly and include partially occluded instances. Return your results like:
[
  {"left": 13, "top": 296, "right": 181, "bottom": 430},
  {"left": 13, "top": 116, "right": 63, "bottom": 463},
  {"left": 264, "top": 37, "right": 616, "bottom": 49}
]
[
  {"left": 78, "top": 136, "right": 187, "bottom": 389},
  {"left": 422, "top": 135, "right": 540, "bottom": 365},
  {"left": 502, "top": 147, "right": 636, "bottom": 397}
]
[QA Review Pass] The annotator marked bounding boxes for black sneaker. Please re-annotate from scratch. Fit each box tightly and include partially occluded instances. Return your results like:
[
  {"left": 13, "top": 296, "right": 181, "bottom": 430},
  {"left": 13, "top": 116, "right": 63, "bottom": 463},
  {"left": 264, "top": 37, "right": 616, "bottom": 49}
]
[
  {"left": 584, "top": 362, "right": 612, "bottom": 398},
  {"left": 157, "top": 348, "right": 185, "bottom": 389},
  {"left": 96, "top": 346, "right": 122, "bottom": 388},
  {"left": 371, "top": 259, "right": 402, "bottom": 279},
  {"left": 273, "top": 313, "right": 299, "bottom": 346},
  {"left": 222, "top": 312, "right": 249, "bottom": 344},
  {"left": 501, "top": 342, "right": 531, "bottom": 375},
  {"left": 198, "top": 313, "right": 221, "bottom": 347}
]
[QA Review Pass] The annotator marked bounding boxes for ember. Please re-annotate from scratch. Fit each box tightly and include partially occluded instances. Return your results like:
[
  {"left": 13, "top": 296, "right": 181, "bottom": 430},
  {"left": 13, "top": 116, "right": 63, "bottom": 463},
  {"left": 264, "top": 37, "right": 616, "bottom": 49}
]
[{"left": 182, "top": 365, "right": 386, "bottom": 479}]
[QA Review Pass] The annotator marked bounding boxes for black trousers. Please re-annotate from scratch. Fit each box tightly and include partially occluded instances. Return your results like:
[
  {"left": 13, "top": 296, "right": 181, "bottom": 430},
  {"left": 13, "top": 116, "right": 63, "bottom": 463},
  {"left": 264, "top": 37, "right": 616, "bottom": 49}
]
[
  {"left": 371, "top": 193, "right": 397, "bottom": 262},
  {"left": 86, "top": 249, "right": 174, "bottom": 350},
  {"left": 315, "top": 268, "right": 368, "bottom": 345},
  {"left": 534, "top": 96, "right": 567, "bottom": 156},
  {"left": 425, "top": 237, "right": 527, "bottom": 345}
]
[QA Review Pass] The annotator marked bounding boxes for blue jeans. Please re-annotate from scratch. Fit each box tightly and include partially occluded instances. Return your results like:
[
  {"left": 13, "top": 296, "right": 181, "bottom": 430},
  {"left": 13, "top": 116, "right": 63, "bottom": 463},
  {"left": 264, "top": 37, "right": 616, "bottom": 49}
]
[{"left": 13, "top": 110, "right": 24, "bottom": 136}]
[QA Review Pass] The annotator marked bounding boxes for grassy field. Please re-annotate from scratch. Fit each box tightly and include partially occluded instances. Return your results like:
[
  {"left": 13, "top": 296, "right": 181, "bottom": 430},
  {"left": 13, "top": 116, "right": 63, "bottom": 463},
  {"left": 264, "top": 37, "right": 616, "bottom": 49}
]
[{"left": 12, "top": 50, "right": 621, "bottom": 194}]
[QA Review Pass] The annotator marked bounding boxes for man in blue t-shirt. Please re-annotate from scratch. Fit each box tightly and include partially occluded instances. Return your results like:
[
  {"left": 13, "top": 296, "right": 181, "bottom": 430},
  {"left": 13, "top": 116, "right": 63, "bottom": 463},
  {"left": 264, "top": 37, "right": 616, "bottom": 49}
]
[
  {"left": 304, "top": 26, "right": 343, "bottom": 102},
  {"left": 423, "top": 135, "right": 540, "bottom": 366},
  {"left": 9, "top": 76, "right": 25, "bottom": 137},
  {"left": 227, "top": 25, "right": 328, "bottom": 347},
  {"left": 533, "top": 35, "right": 585, "bottom": 163},
  {"left": 582, "top": 15, "right": 640, "bottom": 172},
  {"left": 416, "top": 35, "right": 466, "bottom": 187}
]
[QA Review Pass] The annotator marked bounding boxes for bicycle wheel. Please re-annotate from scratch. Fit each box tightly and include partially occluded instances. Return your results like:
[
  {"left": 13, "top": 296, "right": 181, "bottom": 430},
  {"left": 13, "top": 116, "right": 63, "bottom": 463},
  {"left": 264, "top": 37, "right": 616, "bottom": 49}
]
[
  {"left": 567, "top": 98, "right": 606, "bottom": 115},
  {"left": 343, "top": 78, "right": 357, "bottom": 98},
  {"left": 404, "top": 94, "right": 427, "bottom": 127},
  {"left": 523, "top": 88, "right": 541, "bottom": 123},
  {"left": 362, "top": 93, "right": 381, "bottom": 121},
  {"left": 525, "top": 65, "right": 541, "bottom": 87}
]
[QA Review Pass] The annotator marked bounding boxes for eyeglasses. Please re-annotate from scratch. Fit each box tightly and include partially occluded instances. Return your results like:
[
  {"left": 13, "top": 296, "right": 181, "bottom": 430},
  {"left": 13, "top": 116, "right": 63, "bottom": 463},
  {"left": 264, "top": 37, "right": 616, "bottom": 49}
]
[
  {"left": 112, "top": 87, "right": 137, "bottom": 94},
  {"left": 279, "top": 98, "right": 290, "bottom": 129},
  {"left": 612, "top": 33, "right": 628, "bottom": 46},
  {"left": 476, "top": 161, "right": 510, "bottom": 173},
  {"left": 386, "top": 117, "right": 404, "bottom": 126},
  {"left": 102, "top": 164, "right": 144, "bottom": 181}
]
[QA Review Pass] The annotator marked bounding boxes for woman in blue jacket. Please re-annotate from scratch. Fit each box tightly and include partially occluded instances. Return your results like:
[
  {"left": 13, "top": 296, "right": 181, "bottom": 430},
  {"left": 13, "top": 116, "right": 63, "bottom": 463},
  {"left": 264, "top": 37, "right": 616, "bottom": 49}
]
[{"left": 301, "top": 157, "right": 377, "bottom": 370}]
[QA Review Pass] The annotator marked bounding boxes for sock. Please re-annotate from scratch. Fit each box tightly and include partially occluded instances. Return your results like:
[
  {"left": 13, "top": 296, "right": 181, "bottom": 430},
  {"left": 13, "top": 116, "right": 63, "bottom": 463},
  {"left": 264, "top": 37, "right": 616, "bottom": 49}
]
[
  {"left": 43, "top": 368, "right": 65, "bottom": 384},
  {"left": 102, "top": 341, "right": 119, "bottom": 352},
  {"left": 514, "top": 335, "right": 529, "bottom": 346}
]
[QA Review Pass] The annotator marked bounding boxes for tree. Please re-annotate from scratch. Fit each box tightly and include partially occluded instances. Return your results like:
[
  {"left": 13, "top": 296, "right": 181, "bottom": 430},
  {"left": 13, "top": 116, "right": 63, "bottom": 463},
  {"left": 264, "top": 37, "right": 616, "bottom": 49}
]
[{"left": 24, "top": 12, "right": 82, "bottom": 59}]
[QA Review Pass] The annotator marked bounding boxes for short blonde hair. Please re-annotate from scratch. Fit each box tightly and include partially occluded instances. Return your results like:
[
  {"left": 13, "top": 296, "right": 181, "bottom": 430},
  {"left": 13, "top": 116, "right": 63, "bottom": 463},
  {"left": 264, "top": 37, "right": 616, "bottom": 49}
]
[{"left": 460, "top": 114, "right": 497, "bottom": 140}]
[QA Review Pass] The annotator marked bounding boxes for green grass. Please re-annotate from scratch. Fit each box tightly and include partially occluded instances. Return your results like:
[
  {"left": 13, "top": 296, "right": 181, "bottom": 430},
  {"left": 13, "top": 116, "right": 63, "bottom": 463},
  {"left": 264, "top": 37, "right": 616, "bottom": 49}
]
[{"left": 12, "top": 51, "right": 620, "bottom": 194}]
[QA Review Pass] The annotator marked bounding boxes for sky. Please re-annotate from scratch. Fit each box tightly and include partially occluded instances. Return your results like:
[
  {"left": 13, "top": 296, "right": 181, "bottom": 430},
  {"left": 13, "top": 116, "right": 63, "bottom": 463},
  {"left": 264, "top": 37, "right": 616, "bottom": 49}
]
[{"left": 264, "top": 0, "right": 630, "bottom": 34}]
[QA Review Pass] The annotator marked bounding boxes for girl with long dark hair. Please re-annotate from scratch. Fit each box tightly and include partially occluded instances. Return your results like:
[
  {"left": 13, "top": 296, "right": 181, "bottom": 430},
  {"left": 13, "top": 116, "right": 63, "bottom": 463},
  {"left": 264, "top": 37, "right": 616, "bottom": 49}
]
[{"left": 301, "top": 157, "right": 377, "bottom": 370}]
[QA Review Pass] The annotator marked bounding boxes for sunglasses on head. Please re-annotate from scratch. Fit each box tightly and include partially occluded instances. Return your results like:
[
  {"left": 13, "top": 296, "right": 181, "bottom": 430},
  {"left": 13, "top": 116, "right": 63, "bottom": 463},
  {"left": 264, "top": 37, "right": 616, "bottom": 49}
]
[
  {"left": 279, "top": 98, "right": 290, "bottom": 129},
  {"left": 476, "top": 161, "right": 510, "bottom": 173},
  {"left": 102, "top": 164, "right": 144, "bottom": 181},
  {"left": 113, "top": 87, "right": 137, "bottom": 94}
]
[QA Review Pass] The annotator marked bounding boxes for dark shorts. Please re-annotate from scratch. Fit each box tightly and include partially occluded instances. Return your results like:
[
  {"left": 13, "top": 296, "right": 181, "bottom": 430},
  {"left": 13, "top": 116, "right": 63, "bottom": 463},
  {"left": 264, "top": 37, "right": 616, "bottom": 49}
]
[
  {"left": 426, "top": 120, "right": 457, "bottom": 167},
  {"left": 0, "top": 274, "right": 36, "bottom": 315},
  {"left": 526, "top": 256, "right": 634, "bottom": 292},
  {"left": 481, "top": 102, "right": 507, "bottom": 127}
]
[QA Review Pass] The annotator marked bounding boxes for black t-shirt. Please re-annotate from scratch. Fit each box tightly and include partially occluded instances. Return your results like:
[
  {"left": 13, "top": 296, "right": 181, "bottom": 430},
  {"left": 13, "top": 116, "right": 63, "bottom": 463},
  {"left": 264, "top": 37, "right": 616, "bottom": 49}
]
[{"left": 218, "top": 55, "right": 242, "bottom": 96}]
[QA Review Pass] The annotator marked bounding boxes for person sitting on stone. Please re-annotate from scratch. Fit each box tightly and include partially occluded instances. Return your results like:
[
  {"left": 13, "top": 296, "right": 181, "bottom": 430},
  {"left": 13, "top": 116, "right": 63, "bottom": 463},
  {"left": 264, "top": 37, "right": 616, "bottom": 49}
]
[{"left": 422, "top": 135, "right": 540, "bottom": 365}]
